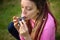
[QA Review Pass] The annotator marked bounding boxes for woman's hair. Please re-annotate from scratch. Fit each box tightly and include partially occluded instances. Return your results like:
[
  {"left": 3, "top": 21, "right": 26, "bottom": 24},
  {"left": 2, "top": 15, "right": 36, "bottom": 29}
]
[
  {"left": 27, "top": 0, "right": 50, "bottom": 40},
  {"left": 20, "top": 0, "right": 56, "bottom": 40}
]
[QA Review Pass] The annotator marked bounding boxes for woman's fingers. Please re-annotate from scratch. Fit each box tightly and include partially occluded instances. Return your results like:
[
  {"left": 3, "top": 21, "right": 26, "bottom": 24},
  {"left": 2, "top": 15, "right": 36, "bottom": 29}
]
[
  {"left": 13, "top": 16, "right": 18, "bottom": 22},
  {"left": 19, "top": 21, "right": 25, "bottom": 34},
  {"left": 18, "top": 20, "right": 29, "bottom": 36},
  {"left": 22, "top": 20, "right": 28, "bottom": 31},
  {"left": 19, "top": 21, "right": 23, "bottom": 27},
  {"left": 22, "top": 19, "right": 26, "bottom": 25},
  {"left": 13, "top": 16, "right": 19, "bottom": 31}
]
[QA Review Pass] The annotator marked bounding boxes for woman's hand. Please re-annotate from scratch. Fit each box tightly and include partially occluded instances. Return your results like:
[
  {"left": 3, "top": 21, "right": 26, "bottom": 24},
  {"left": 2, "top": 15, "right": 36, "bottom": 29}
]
[
  {"left": 19, "top": 20, "right": 32, "bottom": 40},
  {"left": 13, "top": 16, "right": 32, "bottom": 40},
  {"left": 13, "top": 16, "right": 19, "bottom": 31},
  {"left": 19, "top": 19, "right": 29, "bottom": 36}
]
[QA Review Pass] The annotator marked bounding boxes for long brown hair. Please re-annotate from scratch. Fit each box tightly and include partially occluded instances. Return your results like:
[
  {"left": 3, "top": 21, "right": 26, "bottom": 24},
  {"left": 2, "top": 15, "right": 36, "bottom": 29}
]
[{"left": 26, "top": 0, "right": 56, "bottom": 40}]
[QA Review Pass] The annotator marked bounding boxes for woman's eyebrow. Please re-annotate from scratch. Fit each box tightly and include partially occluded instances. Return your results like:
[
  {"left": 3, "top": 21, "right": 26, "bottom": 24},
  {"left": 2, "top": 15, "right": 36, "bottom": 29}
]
[{"left": 26, "top": 5, "right": 33, "bottom": 8}]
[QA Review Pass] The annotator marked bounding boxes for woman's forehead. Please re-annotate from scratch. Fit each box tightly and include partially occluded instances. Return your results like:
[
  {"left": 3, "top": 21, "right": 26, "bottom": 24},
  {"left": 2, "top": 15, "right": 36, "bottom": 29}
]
[{"left": 21, "top": 0, "right": 35, "bottom": 7}]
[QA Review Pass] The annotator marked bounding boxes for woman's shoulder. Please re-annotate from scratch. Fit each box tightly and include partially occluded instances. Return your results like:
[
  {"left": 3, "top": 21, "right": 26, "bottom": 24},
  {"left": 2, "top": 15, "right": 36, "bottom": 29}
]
[
  {"left": 48, "top": 13, "right": 55, "bottom": 22},
  {"left": 40, "top": 13, "right": 56, "bottom": 40},
  {"left": 44, "top": 13, "right": 55, "bottom": 29}
]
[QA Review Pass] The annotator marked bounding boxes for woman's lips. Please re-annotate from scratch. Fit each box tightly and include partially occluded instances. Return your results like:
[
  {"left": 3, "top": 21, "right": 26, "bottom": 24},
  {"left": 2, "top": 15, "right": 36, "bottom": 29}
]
[{"left": 21, "top": 14, "right": 28, "bottom": 20}]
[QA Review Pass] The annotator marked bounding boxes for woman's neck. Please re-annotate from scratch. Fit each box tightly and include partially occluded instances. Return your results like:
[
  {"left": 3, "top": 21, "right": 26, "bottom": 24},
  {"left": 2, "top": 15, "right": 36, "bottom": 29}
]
[{"left": 31, "top": 15, "right": 37, "bottom": 23}]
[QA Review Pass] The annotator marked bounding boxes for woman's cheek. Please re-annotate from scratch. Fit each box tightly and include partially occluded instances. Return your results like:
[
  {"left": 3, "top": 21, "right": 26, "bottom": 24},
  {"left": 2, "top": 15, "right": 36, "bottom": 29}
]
[
  {"left": 27, "top": 13, "right": 33, "bottom": 19},
  {"left": 27, "top": 10, "right": 35, "bottom": 18}
]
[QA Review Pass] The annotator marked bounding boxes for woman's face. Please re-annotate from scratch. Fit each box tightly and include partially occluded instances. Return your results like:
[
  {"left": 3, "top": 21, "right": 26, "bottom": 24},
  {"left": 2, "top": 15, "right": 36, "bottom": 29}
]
[{"left": 21, "top": 0, "right": 39, "bottom": 20}]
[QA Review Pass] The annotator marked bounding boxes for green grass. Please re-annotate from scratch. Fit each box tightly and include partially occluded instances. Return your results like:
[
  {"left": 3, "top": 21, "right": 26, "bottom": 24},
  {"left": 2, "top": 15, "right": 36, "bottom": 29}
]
[
  {"left": 0, "top": 29, "right": 16, "bottom": 40},
  {"left": 49, "top": 0, "right": 60, "bottom": 40},
  {"left": 0, "top": 0, "right": 21, "bottom": 40},
  {"left": 0, "top": 0, "right": 60, "bottom": 40},
  {"left": 0, "top": 0, "right": 21, "bottom": 29}
]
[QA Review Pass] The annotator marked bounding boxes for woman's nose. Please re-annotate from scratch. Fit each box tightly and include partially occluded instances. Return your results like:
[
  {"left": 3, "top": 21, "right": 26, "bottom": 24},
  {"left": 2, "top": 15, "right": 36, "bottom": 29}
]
[
  {"left": 22, "top": 9, "right": 27, "bottom": 14},
  {"left": 21, "top": 9, "right": 27, "bottom": 17}
]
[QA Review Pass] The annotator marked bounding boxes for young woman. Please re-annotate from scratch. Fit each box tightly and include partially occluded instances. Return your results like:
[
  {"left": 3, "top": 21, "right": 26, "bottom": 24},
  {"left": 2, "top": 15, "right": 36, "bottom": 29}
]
[{"left": 8, "top": 0, "right": 57, "bottom": 40}]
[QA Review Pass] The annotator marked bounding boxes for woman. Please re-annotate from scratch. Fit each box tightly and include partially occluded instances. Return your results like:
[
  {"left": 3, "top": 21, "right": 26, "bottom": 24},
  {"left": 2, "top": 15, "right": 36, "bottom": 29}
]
[{"left": 8, "top": 0, "right": 57, "bottom": 40}]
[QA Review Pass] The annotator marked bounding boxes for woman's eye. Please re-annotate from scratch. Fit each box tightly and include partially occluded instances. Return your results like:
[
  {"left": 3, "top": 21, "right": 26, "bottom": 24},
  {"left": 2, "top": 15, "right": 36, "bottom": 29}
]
[{"left": 27, "top": 7, "right": 32, "bottom": 11}]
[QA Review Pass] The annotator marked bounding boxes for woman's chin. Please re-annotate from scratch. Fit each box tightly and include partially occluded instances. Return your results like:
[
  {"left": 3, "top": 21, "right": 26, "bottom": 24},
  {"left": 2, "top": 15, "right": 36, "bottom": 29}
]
[{"left": 25, "top": 17, "right": 30, "bottom": 21}]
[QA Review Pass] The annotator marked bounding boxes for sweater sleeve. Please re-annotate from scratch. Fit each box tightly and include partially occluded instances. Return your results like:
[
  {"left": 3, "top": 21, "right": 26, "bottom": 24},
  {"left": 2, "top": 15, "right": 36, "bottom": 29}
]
[{"left": 40, "top": 14, "right": 55, "bottom": 40}]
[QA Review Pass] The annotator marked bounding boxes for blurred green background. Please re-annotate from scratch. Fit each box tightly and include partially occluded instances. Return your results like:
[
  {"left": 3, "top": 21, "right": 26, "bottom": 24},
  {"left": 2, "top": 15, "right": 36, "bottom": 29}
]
[{"left": 0, "top": 0, "right": 60, "bottom": 40}]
